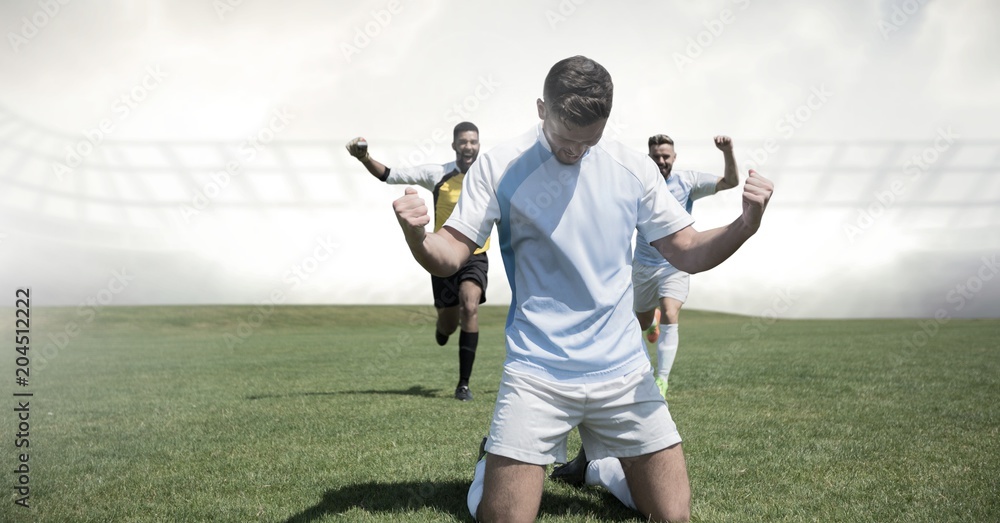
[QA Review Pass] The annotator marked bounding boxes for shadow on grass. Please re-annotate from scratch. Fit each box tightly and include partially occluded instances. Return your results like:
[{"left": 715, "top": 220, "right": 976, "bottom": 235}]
[
  {"left": 281, "top": 480, "right": 640, "bottom": 522},
  {"left": 247, "top": 385, "right": 441, "bottom": 400}
]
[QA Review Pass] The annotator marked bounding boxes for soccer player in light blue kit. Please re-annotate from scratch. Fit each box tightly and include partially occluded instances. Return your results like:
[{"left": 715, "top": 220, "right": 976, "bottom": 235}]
[
  {"left": 550, "top": 133, "right": 741, "bottom": 511},
  {"left": 391, "top": 56, "right": 774, "bottom": 522},
  {"left": 637, "top": 133, "right": 740, "bottom": 397}
]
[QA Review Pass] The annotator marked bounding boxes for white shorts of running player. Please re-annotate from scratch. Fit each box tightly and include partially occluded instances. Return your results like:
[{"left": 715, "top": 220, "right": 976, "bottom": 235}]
[
  {"left": 632, "top": 263, "right": 691, "bottom": 313},
  {"left": 483, "top": 366, "right": 681, "bottom": 465}
]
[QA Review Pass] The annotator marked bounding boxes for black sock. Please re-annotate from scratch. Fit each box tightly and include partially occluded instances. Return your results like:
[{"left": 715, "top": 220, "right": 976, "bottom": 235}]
[
  {"left": 435, "top": 330, "right": 449, "bottom": 346},
  {"left": 458, "top": 331, "right": 478, "bottom": 387}
]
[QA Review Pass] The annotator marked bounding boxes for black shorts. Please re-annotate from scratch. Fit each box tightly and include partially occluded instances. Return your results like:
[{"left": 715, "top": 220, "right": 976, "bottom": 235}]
[{"left": 432, "top": 252, "right": 489, "bottom": 309}]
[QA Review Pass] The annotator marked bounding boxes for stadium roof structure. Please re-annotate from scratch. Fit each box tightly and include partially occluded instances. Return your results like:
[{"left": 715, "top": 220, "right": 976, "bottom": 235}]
[{"left": 3, "top": 104, "right": 999, "bottom": 317}]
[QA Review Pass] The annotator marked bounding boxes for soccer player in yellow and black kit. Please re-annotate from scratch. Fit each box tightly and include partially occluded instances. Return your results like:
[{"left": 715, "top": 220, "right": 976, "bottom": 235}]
[{"left": 345, "top": 122, "right": 489, "bottom": 401}]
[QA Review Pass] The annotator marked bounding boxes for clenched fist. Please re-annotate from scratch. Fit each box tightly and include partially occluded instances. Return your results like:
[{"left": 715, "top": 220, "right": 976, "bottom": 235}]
[
  {"left": 393, "top": 188, "right": 431, "bottom": 240},
  {"left": 714, "top": 135, "right": 733, "bottom": 153},
  {"left": 345, "top": 137, "right": 370, "bottom": 161},
  {"left": 740, "top": 169, "right": 773, "bottom": 232}
]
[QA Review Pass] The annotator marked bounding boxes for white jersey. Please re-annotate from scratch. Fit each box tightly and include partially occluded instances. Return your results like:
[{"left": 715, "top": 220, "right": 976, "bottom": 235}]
[
  {"left": 633, "top": 170, "right": 719, "bottom": 268},
  {"left": 445, "top": 124, "right": 693, "bottom": 383}
]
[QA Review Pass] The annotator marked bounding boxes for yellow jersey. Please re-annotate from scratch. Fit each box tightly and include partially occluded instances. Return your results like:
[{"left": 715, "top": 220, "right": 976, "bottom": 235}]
[{"left": 383, "top": 161, "right": 490, "bottom": 254}]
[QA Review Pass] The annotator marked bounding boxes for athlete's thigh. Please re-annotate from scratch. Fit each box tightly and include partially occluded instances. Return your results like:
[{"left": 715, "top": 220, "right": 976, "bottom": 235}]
[
  {"left": 436, "top": 305, "right": 460, "bottom": 332},
  {"left": 480, "top": 454, "right": 546, "bottom": 522},
  {"left": 620, "top": 444, "right": 690, "bottom": 522},
  {"left": 659, "top": 297, "right": 684, "bottom": 324},
  {"left": 632, "top": 264, "right": 662, "bottom": 314},
  {"left": 458, "top": 279, "right": 482, "bottom": 307}
]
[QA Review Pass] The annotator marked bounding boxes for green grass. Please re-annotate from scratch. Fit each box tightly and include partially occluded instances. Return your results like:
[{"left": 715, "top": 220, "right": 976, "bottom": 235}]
[{"left": 0, "top": 305, "right": 997, "bottom": 522}]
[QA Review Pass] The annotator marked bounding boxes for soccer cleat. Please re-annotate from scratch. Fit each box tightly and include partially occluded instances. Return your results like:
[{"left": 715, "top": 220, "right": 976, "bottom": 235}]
[
  {"left": 645, "top": 309, "right": 661, "bottom": 344},
  {"left": 455, "top": 385, "right": 473, "bottom": 401},
  {"left": 655, "top": 375, "right": 669, "bottom": 398},
  {"left": 435, "top": 330, "right": 449, "bottom": 346},
  {"left": 549, "top": 447, "right": 587, "bottom": 487},
  {"left": 477, "top": 436, "right": 487, "bottom": 462}
]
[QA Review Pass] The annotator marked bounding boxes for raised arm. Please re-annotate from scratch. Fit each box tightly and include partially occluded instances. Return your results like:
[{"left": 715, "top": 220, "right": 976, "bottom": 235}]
[
  {"left": 714, "top": 135, "right": 739, "bottom": 192},
  {"left": 346, "top": 137, "right": 390, "bottom": 181},
  {"left": 393, "top": 188, "right": 476, "bottom": 276},
  {"left": 653, "top": 169, "right": 772, "bottom": 273}
]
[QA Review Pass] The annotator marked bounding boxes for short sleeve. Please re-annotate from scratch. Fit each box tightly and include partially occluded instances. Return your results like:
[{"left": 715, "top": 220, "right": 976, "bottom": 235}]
[
  {"left": 688, "top": 170, "right": 721, "bottom": 201},
  {"left": 384, "top": 163, "right": 447, "bottom": 192},
  {"left": 444, "top": 157, "right": 499, "bottom": 247},
  {"left": 637, "top": 159, "right": 695, "bottom": 243}
]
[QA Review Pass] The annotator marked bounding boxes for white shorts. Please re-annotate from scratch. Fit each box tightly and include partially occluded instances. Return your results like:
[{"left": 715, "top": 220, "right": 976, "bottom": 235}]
[
  {"left": 484, "top": 366, "right": 682, "bottom": 465},
  {"left": 632, "top": 264, "right": 690, "bottom": 313}
]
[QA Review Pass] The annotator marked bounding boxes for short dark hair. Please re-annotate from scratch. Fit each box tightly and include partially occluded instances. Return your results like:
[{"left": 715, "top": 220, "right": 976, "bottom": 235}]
[
  {"left": 648, "top": 134, "right": 674, "bottom": 147},
  {"left": 543, "top": 56, "right": 613, "bottom": 127},
  {"left": 453, "top": 121, "right": 479, "bottom": 141}
]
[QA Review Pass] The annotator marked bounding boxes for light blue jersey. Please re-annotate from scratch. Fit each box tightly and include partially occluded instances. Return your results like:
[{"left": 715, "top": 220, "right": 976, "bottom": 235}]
[
  {"left": 633, "top": 170, "right": 719, "bottom": 268},
  {"left": 446, "top": 125, "right": 693, "bottom": 383}
]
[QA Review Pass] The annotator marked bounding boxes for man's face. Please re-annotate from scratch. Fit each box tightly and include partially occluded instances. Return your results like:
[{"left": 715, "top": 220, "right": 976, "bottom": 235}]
[
  {"left": 452, "top": 131, "right": 480, "bottom": 172},
  {"left": 537, "top": 99, "right": 607, "bottom": 165},
  {"left": 648, "top": 143, "right": 676, "bottom": 179}
]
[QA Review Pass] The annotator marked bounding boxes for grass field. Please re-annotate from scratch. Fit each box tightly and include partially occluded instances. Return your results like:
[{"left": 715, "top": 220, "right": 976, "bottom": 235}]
[{"left": 1, "top": 305, "right": 997, "bottom": 522}]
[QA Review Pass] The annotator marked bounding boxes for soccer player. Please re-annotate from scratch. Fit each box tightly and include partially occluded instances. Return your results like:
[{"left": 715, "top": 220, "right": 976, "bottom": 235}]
[
  {"left": 345, "top": 122, "right": 488, "bottom": 401},
  {"left": 391, "top": 56, "right": 773, "bottom": 522},
  {"left": 548, "top": 134, "right": 742, "bottom": 509},
  {"left": 637, "top": 133, "right": 740, "bottom": 397}
]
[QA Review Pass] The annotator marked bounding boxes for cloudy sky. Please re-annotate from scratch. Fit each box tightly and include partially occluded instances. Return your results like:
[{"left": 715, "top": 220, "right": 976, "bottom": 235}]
[{"left": 2, "top": 0, "right": 999, "bottom": 318}]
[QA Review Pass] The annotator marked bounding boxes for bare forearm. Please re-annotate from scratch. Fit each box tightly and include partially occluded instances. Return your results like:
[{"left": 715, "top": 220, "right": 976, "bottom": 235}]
[
  {"left": 401, "top": 230, "right": 467, "bottom": 277},
  {"left": 660, "top": 168, "right": 772, "bottom": 272},
  {"left": 360, "top": 156, "right": 388, "bottom": 180},
  {"left": 657, "top": 219, "right": 754, "bottom": 274},
  {"left": 393, "top": 189, "right": 474, "bottom": 277},
  {"left": 345, "top": 138, "right": 388, "bottom": 180},
  {"left": 719, "top": 150, "right": 739, "bottom": 190}
]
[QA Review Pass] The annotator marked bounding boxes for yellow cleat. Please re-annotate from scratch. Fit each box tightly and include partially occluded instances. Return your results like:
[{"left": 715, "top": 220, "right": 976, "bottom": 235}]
[{"left": 655, "top": 375, "right": 668, "bottom": 398}]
